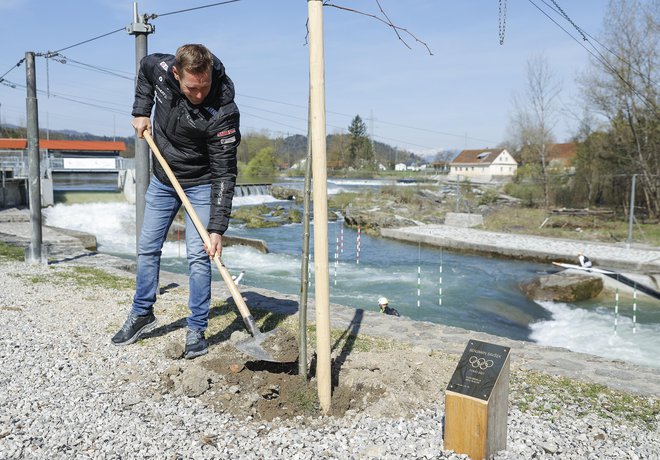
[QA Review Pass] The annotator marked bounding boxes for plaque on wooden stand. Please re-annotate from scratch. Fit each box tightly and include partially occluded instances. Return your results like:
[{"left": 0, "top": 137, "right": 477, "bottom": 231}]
[{"left": 444, "top": 339, "right": 510, "bottom": 460}]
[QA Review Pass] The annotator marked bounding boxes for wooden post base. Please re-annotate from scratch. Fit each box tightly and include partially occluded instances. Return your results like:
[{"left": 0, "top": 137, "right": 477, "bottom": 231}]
[{"left": 444, "top": 342, "right": 510, "bottom": 459}]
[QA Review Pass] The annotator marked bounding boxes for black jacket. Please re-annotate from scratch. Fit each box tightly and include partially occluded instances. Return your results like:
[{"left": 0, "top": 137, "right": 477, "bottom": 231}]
[
  {"left": 381, "top": 306, "right": 400, "bottom": 317},
  {"left": 132, "top": 53, "right": 240, "bottom": 235}
]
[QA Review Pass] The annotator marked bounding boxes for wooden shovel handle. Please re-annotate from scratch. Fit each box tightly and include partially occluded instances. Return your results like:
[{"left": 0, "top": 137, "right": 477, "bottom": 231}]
[{"left": 143, "top": 131, "right": 252, "bottom": 320}]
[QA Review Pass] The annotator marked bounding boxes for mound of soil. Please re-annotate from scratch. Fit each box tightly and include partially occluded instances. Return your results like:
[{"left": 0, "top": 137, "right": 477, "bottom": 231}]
[{"left": 158, "top": 331, "right": 455, "bottom": 421}]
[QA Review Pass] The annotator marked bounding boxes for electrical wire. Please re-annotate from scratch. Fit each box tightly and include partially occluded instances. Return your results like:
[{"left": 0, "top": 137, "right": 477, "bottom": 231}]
[
  {"left": 0, "top": 58, "right": 26, "bottom": 82},
  {"left": 238, "top": 93, "right": 496, "bottom": 144},
  {"left": 0, "top": 78, "right": 130, "bottom": 115},
  {"left": 240, "top": 110, "right": 306, "bottom": 134},
  {"left": 539, "top": 0, "right": 659, "bottom": 88},
  {"left": 2, "top": 0, "right": 504, "bottom": 148},
  {"left": 241, "top": 108, "right": 443, "bottom": 152},
  {"left": 1, "top": 24, "right": 126, "bottom": 85},
  {"left": 527, "top": 0, "right": 657, "bottom": 113},
  {"left": 51, "top": 27, "right": 126, "bottom": 54},
  {"left": 148, "top": 0, "right": 240, "bottom": 19},
  {"left": 48, "top": 54, "right": 134, "bottom": 81}
]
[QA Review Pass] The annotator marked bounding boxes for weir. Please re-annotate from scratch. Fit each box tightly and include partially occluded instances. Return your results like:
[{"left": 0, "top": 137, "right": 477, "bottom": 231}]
[{"left": 233, "top": 183, "right": 271, "bottom": 197}]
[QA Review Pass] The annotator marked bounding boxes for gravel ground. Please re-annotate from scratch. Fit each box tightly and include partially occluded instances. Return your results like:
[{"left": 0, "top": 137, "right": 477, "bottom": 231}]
[{"left": 1, "top": 258, "right": 658, "bottom": 459}]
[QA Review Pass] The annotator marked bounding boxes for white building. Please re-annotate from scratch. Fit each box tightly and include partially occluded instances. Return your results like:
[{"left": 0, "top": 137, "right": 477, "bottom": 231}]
[{"left": 449, "top": 148, "right": 517, "bottom": 180}]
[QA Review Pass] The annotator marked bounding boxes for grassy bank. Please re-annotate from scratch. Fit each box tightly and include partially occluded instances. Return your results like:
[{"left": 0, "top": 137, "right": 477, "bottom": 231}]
[{"left": 322, "top": 182, "right": 660, "bottom": 247}]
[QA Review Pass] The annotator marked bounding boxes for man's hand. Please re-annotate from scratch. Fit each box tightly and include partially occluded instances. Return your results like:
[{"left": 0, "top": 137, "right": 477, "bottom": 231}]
[
  {"left": 132, "top": 116, "right": 151, "bottom": 139},
  {"left": 205, "top": 232, "right": 223, "bottom": 259}
]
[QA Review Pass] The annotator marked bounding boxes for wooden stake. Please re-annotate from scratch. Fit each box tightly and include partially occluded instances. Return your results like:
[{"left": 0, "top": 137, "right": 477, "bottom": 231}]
[{"left": 308, "top": 0, "right": 331, "bottom": 413}]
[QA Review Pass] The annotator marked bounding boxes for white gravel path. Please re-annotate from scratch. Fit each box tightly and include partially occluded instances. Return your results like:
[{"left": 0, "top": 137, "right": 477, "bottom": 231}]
[{"left": 1, "top": 259, "right": 658, "bottom": 459}]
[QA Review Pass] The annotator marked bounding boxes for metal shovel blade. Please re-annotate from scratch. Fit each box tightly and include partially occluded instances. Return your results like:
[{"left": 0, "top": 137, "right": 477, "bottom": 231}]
[{"left": 234, "top": 329, "right": 284, "bottom": 362}]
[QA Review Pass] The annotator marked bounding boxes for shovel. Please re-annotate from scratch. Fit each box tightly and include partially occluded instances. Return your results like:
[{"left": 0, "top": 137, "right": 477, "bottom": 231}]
[{"left": 143, "top": 131, "right": 286, "bottom": 362}]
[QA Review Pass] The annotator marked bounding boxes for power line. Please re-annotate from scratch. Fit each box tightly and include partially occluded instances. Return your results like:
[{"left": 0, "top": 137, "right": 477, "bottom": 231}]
[
  {"left": 148, "top": 0, "right": 240, "bottom": 19},
  {"left": 0, "top": 58, "right": 25, "bottom": 82},
  {"left": 0, "top": 27, "right": 127, "bottom": 88},
  {"left": 240, "top": 110, "right": 306, "bottom": 134},
  {"left": 539, "top": 0, "right": 659, "bottom": 88},
  {"left": 47, "top": 54, "right": 134, "bottom": 81},
  {"left": 237, "top": 93, "right": 496, "bottom": 144},
  {"left": 547, "top": 0, "right": 586, "bottom": 41},
  {"left": 51, "top": 27, "right": 126, "bottom": 54},
  {"left": 0, "top": 78, "right": 129, "bottom": 115},
  {"left": 241, "top": 108, "right": 442, "bottom": 151},
  {"left": 527, "top": 0, "right": 658, "bottom": 113}
]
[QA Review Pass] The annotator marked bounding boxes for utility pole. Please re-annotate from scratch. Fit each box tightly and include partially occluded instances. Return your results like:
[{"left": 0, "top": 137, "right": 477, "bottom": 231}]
[
  {"left": 127, "top": 1, "right": 154, "bottom": 253},
  {"left": 25, "top": 51, "right": 43, "bottom": 264}
]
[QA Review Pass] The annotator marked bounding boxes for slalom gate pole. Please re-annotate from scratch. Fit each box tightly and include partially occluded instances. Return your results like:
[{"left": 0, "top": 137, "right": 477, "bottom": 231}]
[
  {"left": 633, "top": 286, "right": 637, "bottom": 334},
  {"left": 439, "top": 249, "right": 443, "bottom": 306},
  {"left": 417, "top": 242, "right": 421, "bottom": 308},
  {"left": 334, "top": 224, "right": 339, "bottom": 286},
  {"left": 340, "top": 219, "right": 344, "bottom": 253},
  {"left": 356, "top": 225, "right": 361, "bottom": 264},
  {"left": 614, "top": 288, "right": 619, "bottom": 334}
]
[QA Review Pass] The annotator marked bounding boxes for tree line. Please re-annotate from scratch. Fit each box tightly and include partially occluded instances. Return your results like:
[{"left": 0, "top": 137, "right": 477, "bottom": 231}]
[
  {"left": 236, "top": 114, "right": 421, "bottom": 177},
  {"left": 505, "top": 0, "right": 658, "bottom": 220}
]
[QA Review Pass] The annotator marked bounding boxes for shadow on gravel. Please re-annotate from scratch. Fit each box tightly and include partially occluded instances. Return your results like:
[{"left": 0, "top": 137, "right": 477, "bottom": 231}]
[
  {"left": 48, "top": 251, "right": 99, "bottom": 265},
  {"left": 331, "top": 309, "right": 364, "bottom": 389},
  {"left": 209, "top": 291, "right": 297, "bottom": 347},
  {"left": 241, "top": 291, "right": 300, "bottom": 315},
  {"left": 145, "top": 291, "right": 298, "bottom": 344},
  {"left": 159, "top": 282, "right": 180, "bottom": 294}
]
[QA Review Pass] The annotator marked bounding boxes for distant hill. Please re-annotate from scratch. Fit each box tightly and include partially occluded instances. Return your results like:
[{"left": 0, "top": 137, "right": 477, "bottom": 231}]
[{"left": 275, "top": 133, "right": 424, "bottom": 167}]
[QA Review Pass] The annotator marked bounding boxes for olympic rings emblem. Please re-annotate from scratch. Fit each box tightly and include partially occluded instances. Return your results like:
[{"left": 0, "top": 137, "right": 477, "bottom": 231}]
[{"left": 469, "top": 355, "right": 494, "bottom": 370}]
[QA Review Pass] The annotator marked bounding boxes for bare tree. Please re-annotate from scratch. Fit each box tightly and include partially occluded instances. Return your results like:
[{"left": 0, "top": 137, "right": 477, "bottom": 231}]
[
  {"left": 510, "top": 55, "right": 562, "bottom": 209},
  {"left": 580, "top": 0, "right": 659, "bottom": 218}
]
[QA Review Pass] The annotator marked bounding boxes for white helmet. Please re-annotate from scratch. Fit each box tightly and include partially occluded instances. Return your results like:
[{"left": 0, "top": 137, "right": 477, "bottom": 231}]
[{"left": 378, "top": 297, "right": 388, "bottom": 306}]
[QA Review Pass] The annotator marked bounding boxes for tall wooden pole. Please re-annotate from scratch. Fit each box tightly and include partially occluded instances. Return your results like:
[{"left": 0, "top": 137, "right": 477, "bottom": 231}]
[{"left": 308, "top": 0, "right": 331, "bottom": 413}]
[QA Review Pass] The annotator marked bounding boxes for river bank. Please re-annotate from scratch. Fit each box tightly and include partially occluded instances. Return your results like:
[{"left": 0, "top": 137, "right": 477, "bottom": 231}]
[{"left": 1, "top": 206, "right": 659, "bottom": 458}]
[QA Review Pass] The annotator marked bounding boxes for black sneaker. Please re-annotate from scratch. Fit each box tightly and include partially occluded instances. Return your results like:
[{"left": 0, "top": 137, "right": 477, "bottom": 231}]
[
  {"left": 111, "top": 312, "right": 157, "bottom": 346},
  {"left": 184, "top": 329, "right": 208, "bottom": 359}
]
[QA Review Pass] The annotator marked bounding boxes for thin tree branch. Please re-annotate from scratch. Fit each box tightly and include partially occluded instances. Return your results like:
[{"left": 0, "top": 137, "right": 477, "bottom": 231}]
[{"left": 322, "top": 1, "right": 433, "bottom": 55}]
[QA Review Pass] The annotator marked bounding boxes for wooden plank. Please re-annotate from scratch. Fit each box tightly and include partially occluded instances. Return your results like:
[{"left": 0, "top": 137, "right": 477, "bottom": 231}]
[
  {"left": 445, "top": 391, "right": 488, "bottom": 459},
  {"left": 486, "top": 353, "right": 510, "bottom": 458},
  {"left": 444, "top": 351, "right": 510, "bottom": 459}
]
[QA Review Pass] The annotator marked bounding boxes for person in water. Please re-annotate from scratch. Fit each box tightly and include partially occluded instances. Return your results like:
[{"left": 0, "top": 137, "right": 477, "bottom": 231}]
[
  {"left": 378, "top": 297, "right": 400, "bottom": 316},
  {"left": 578, "top": 252, "right": 592, "bottom": 268}
]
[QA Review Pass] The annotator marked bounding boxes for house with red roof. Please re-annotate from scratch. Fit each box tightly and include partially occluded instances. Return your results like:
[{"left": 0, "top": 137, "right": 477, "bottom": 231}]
[
  {"left": 545, "top": 142, "right": 577, "bottom": 171},
  {"left": 449, "top": 148, "right": 518, "bottom": 180}
]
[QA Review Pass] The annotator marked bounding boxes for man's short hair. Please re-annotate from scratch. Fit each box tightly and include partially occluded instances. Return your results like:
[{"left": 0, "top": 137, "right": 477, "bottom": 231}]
[{"left": 175, "top": 44, "right": 213, "bottom": 75}]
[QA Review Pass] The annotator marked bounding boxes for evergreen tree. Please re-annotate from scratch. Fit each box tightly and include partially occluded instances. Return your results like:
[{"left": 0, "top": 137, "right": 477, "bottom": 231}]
[{"left": 347, "top": 115, "right": 373, "bottom": 169}]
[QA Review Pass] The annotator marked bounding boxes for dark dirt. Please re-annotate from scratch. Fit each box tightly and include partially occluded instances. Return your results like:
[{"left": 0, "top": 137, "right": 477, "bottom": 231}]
[
  {"left": 256, "top": 328, "right": 300, "bottom": 363},
  {"left": 157, "top": 331, "right": 453, "bottom": 421}
]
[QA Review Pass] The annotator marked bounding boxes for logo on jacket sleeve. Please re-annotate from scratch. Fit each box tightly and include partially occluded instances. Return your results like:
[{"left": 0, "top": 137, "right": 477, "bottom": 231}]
[
  {"left": 159, "top": 61, "right": 169, "bottom": 71},
  {"left": 217, "top": 128, "right": 236, "bottom": 137}
]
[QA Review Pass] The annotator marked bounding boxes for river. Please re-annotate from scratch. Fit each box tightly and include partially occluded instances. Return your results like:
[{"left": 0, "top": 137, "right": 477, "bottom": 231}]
[{"left": 43, "top": 179, "right": 660, "bottom": 369}]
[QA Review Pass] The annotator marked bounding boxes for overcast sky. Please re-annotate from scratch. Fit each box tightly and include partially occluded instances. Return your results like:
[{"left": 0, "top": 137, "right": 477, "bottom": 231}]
[{"left": 0, "top": 0, "right": 613, "bottom": 154}]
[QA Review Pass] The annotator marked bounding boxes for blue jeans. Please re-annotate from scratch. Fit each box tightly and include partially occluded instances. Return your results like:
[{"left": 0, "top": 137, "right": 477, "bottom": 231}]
[{"left": 131, "top": 176, "right": 212, "bottom": 331}]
